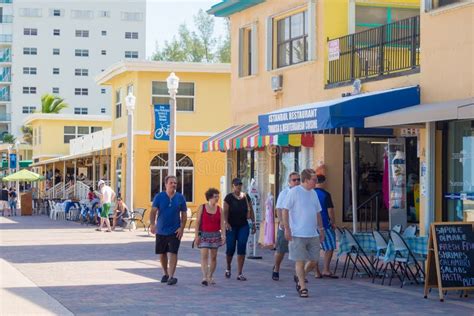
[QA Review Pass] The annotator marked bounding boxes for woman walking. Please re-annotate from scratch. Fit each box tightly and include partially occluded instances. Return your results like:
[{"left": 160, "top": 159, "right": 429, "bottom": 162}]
[
  {"left": 223, "top": 178, "right": 256, "bottom": 281},
  {"left": 194, "top": 188, "right": 225, "bottom": 286},
  {"left": 8, "top": 187, "right": 17, "bottom": 216}
]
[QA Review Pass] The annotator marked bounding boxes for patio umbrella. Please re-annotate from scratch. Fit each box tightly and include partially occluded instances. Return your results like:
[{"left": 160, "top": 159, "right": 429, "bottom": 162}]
[{"left": 2, "top": 169, "right": 45, "bottom": 182}]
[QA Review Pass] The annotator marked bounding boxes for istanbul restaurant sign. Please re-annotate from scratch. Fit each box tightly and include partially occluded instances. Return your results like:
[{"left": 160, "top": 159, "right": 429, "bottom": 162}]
[{"left": 258, "top": 108, "right": 319, "bottom": 135}]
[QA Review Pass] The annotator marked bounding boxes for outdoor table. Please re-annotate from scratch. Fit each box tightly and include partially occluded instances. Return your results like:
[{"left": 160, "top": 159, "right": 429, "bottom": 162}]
[
  {"left": 337, "top": 232, "right": 376, "bottom": 257},
  {"left": 383, "top": 236, "right": 428, "bottom": 262}
]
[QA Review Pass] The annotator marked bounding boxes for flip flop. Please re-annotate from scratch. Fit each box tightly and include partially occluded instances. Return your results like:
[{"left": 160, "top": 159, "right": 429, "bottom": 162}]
[
  {"left": 322, "top": 274, "right": 339, "bottom": 279},
  {"left": 272, "top": 266, "right": 279, "bottom": 281}
]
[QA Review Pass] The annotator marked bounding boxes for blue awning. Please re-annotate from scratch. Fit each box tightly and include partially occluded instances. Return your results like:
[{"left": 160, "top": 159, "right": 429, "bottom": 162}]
[{"left": 258, "top": 86, "right": 420, "bottom": 136}]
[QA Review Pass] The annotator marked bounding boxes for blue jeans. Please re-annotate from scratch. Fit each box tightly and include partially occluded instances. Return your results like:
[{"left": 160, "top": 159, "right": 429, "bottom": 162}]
[
  {"left": 226, "top": 224, "right": 250, "bottom": 256},
  {"left": 9, "top": 200, "right": 16, "bottom": 214}
]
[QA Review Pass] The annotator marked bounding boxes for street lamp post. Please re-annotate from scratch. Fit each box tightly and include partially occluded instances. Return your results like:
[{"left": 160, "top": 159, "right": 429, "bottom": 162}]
[
  {"left": 125, "top": 91, "right": 136, "bottom": 211},
  {"left": 14, "top": 140, "right": 20, "bottom": 211},
  {"left": 166, "top": 72, "right": 179, "bottom": 177}
]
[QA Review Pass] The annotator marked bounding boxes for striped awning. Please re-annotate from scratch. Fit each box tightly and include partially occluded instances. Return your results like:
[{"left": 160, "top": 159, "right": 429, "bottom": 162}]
[{"left": 201, "top": 124, "right": 314, "bottom": 152}]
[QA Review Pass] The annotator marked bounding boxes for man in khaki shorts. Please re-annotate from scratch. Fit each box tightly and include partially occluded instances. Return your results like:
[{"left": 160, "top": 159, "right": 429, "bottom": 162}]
[{"left": 283, "top": 169, "right": 324, "bottom": 298}]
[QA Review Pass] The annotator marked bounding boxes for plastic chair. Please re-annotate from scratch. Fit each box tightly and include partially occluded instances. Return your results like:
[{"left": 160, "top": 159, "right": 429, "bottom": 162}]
[
  {"left": 389, "top": 230, "right": 425, "bottom": 288},
  {"left": 372, "top": 231, "right": 388, "bottom": 283},
  {"left": 55, "top": 203, "right": 66, "bottom": 220},
  {"left": 402, "top": 224, "right": 417, "bottom": 238},
  {"left": 392, "top": 224, "right": 402, "bottom": 233}
]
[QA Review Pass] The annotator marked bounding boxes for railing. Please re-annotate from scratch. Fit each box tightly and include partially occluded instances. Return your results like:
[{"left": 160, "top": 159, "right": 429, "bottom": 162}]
[
  {"left": 0, "top": 0, "right": 13, "bottom": 4},
  {"left": 327, "top": 16, "right": 420, "bottom": 86},
  {"left": 0, "top": 15, "right": 13, "bottom": 23},
  {"left": 0, "top": 87, "right": 10, "bottom": 101},
  {"left": 357, "top": 191, "right": 381, "bottom": 232},
  {"left": 0, "top": 50, "right": 11, "bottom": 62},
  {"left": 0, "top": 69, "right": 11, "bottom": 82},
  {"left": 0, "top": 113, "right": 11, "bottom": 121},
  {"left": 0, "top": 34, "right": 12, "bottom": 43}
]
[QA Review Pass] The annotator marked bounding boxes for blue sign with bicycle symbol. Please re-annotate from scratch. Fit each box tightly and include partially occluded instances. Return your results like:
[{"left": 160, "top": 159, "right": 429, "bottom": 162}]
[{"left": 154, "top": 104, "right": 170, "bottom": 141}]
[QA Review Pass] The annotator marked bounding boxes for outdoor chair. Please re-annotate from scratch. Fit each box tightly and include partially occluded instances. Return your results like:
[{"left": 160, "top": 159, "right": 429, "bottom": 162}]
[
  {"left": 389, "top": 230, "right": 425, "bottom": 288},
  {"left": 129, "top": 208, "right": 148, "bottom": 232},
  {"left": 187, "top": 208, "right": 197, "bottom": 230},
  {"left": 392, "top": 224, "right": 402, "bottom": 233},
  {"left": 402, "top": 224, "right": 417, "bottom": 238},
  {"left": 372, "top": 230, "right": 390, "bottom": 284},
  {"left": 54, "top": 202, "right": 66, "bottom": 220},
  {"left": 342, "top": 228, "right": 375, "bottom": 279},
  {"left": 332, "top": 227, "right": 345, "bottom": 275}
]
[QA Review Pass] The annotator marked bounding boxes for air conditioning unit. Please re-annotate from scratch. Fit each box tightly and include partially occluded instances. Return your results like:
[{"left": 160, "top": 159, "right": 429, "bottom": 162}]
[{"left": 271, "top": 75, "right": 283, "bottom": 92}]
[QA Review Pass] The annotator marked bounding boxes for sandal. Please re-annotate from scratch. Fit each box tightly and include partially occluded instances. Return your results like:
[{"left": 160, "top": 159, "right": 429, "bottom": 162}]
[
  {"left": 294, "top": 275, "right": 308, "bottom": 283},
  {"left": 272, "top": 266, "right": 279, "bottom": 281},
  {"left": 322, "top": 273, "right": 339, "bottom": 279},
  {"left": 209, "top": 278, "right": 216, "bottom": 285},
  {"left": 299, "top": 288, "right": 309, "bottom": 298},
  {"left": 201, "top": 280, "right": 208, "bottom": 286},
  {"left": 236, "top": 274, "right": 247, "bottom": 281},
  {"left": 225, "top": 270, "right": 231, "bottom": 279}
]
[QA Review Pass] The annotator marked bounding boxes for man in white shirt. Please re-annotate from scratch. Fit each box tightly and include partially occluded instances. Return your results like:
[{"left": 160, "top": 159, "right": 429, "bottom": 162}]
[
  {"left": 283, "top": 169, "right": 324, "bottom": 298},
  {"left": 96, "top": 180, "right": 116, "bottom": 232},
  {"left": 272, "top": 172, "right": 300, "bottom": 281}
]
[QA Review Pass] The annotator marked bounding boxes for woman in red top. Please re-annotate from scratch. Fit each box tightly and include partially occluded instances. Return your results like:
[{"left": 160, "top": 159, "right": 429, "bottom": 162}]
[{"left": 194, "top": 188, "right": 225, "bottom": 286}]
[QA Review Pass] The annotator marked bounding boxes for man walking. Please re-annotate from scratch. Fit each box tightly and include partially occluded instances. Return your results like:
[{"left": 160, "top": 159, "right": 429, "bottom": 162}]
[
  {"left": 314, "top": 174, "right": 338, "bottom": 279},
  {"left": 1, "top": 185, "right": 9, "bottom": 216},
  {"left": 96, "top": 180, "right": 115, "bottom": 232},
  {"left": 283, "top": 169, "right": 324, "bottom": 298},
  {"left": 150, "top": 175, "right": 187, "bottom": 286},
  {"left": 272, "top": 172, "right": 300, "bottom": 281}
]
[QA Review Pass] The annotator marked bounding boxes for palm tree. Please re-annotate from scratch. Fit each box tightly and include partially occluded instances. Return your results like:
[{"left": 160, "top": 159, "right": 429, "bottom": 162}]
[
  {"left": 2, "top": 133, "right": 15, "bottom": 144},
  {"left": 21, "top": 125, "right": 32, "bottom": 145},
  {"left": 39, "top": 94, "right": 68, "bottom": 114}
]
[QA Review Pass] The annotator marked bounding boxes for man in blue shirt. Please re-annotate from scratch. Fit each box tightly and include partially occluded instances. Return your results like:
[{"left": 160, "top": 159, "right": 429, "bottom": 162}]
[{"left": 150, "top": 175, "right": 187, "bottom": 286}]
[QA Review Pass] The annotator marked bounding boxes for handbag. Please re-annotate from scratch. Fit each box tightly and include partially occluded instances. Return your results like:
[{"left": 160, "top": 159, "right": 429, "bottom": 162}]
[{"left": 191, "top": 205, "right": 205, "bottom": 248}]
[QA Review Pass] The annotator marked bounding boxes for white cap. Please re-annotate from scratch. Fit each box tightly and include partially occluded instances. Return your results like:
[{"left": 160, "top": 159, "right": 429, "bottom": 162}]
[{"left": 98, "top": 180, "right": 105, "bottom": 187}]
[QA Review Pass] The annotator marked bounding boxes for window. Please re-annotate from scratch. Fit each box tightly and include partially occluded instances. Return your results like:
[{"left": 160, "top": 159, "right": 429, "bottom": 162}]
[
  {"left": 23, "top": 47, "right": 37, "bottom": 55},
  {"left": 24, "top": 28, "right": 38, "bottom": 36},
  {"left": 125, "top": 32, "right": 139, "bottom": 39},
  {"left": 431, "top": 0, "right": 468, "bottom": 10},
  {"left": 23, "top": 67, "right": 37, "bottom": 75},
  {"left": 99, "top": 10, "right": 110, "bottom": 18},
  {"left": 124, "top": 51, "right": 138, "bottom": 59},
  {"left": 101, "top": 88, "right": 106, "bottom": 94},
  {"left": 52, "top": 9, "right": 62, "bottom": 17},
  {"left": 355, "top": 6, "right": 419, "bottom": 32},
  {"left": 150, "top": 153, "right": 194, "bottom": 202},
  {"left": 101, "top": 108, "right": 106, "bottom": 114},
  {"left": 22, "top": 106, "right": 36, "bottom": 114},
  {"left": 71, "top": 10, "right": 93, "bottom": 19},
  {"left": 101, "top": 50, "right": 106, "bottom": 55},
  {"left": 115, "top": 89, "right": 122, "bottom": 118},
  {"left": 52, "top": 87, "right": 59, "bottom": 94},
  {"left": 75, "top": 69, "right": 88, "bottom": 76},
  {"left": 91, "top": 126, "right": 102, "bottom": 133},
  {"left": 75, "top": 49, "right": 89, "bottom": 57},
  {"left": 75, "top": 88, "right": 88, "bottom": 95},
  {"left": 121, "top": 12, "right": 144, "bottom": 21},
  {"left": 52, "top": 68, "right": 60, "bottom": 75},
  {"left": 101, "top": 30, "right": 107, "bottom": 36},
  {"left": 53, "top": 29, "right": 60, "bottom": 36},
  {"left": 238, "top": 25, "right": 257, "bottom": 77},
  {"left": 20, "top": 8, "right": 42, "bottom": 17},
  {"left": 152, "top": 81, "right": 195, "bottom": 112},
  {"left": 75, "top": 30, "right": 89, "bottom": 37},
  {"left": 276, "top": 11, "right": 308, "bottom": 68},
  {"left": 74, "top": 107, "right": 88, "bottom": 115},
  {"left": 22, "top": 87, "right": 36, "bottom": 94},
  {"left": 53, "top": 48, "right": 60, "bottom": 55},
  {"left": 64, "top": 126, "right": 76, "bottom": 143}
]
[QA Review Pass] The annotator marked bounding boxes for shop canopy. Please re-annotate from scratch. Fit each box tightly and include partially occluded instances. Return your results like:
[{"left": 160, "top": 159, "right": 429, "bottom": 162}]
[
  {"left": 258, "top": 86, "right": 420, "bottom": 136},
  {"left": 365, "top": 97, "right": 474, "bottom": 128},
  {"left": 201, "top": 123, "right": 314, "bottom": 152},
  {"left": 1, "top": 160, "right": 33, "bottom": 170}
]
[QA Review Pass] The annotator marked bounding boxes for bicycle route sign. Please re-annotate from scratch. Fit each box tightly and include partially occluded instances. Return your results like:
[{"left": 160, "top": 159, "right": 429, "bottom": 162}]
[{"left": 153, "top": 104, "right": 170, "bottom": 141}]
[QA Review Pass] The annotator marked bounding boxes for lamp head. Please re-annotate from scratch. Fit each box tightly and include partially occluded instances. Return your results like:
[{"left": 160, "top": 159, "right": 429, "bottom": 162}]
[
  {"left": 166, "top": 72, "right": 180, "bottom": 95},
  {"left": 125, "top": 92, "right": 136, "bottom": 111}
]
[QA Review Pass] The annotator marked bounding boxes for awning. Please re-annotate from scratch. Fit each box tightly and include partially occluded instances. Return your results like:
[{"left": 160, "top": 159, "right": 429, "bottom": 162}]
[
  {"left": 365, "top": 98, "right": 474, "bottom": 128},
  {"left": 1, "top": 160, "right": 33, "bottom": 169},
  {"left": 201, "top": 124, "right": 314, "bottom": 152},
  {"left": 258, "top": 86, "right": 420, "bottom": 135}
]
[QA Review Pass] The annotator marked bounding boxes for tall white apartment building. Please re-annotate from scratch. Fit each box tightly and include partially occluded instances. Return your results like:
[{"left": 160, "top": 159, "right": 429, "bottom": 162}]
[{"left": 0, "top": 0, "right": 146, "bottom": 137}]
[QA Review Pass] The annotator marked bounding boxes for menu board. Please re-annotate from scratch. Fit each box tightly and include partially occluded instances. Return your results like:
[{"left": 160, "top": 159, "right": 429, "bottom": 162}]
[{"left": 424, "top": 222, "right": 474, "bottom": 301}]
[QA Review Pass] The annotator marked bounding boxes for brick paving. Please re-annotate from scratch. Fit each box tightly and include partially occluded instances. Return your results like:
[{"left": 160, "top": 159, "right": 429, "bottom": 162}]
[{"left": 1, "top": 216, "right": 473, "bottom": 315}]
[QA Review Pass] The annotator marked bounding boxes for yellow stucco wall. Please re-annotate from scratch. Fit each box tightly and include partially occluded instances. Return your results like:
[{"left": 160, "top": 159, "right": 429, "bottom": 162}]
[{"left": 28, "top": 118, "right": 111, "bottom": 160}]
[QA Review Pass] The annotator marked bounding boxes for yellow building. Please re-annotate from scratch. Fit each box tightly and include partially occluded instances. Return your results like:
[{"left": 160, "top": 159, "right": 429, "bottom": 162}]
[
  {"left": 96, "top": 61, "right": 231, "bottom": 215},
  {"left": 207, "top": 0, "right": 423, "bottom": 232}
]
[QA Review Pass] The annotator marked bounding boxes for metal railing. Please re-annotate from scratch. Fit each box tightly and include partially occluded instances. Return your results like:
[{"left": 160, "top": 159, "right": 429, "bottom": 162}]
[
  {"left": 0, "top": 113, "right": 11, "bottom": 121},
  {"left": 0, "top": 34, "right": 12, "bottom": 43},
  {"left": 0, "top": 87, "right": 10, "bottom": 101},
  {"left": 357, "top": 191, "right": 381, "bottom": 232},
  {"left": 0, "top": 50, "right": 11, "bottom": 62},
  {"left": 0, "top": 0, "right": 13, "bottom": 3},
  {"left": 327, "top": 15, "right": 420, "bottom": 86},
  {"left": 0, "top": 15, "right": 13, "bottom": 23}
]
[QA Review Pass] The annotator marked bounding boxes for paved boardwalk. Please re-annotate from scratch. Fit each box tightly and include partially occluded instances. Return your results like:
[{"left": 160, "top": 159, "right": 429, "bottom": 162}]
[{"left": 1, "top": 216, "right": 473, "bottom": 315}]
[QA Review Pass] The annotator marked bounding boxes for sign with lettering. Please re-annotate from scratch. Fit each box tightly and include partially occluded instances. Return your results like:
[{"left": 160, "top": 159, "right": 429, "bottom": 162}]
[
  {"left": 258, "top": 108, "right": 319, "bottom": 135},
  {"left": 153, "top": 104, "right": 170, "bottom": 141},
  {"left": 424, "top": 222, "right": 474, "bottom": 301},
  {"left": 328, "top": 39, "right": 340, "bottom": 61}
]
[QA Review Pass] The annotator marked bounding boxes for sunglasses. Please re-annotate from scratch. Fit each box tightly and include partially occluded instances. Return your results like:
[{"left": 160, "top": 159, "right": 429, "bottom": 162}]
[{"left": 291, "top": 178, "right": 301, "bottom": 182}]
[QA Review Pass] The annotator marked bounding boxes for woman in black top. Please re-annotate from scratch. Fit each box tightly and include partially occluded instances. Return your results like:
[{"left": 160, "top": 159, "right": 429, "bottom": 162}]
[{"left": 223, "top": 178, "right": 256, "bottom": 281}]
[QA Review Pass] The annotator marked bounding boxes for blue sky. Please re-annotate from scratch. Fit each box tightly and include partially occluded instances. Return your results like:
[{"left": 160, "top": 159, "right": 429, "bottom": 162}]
[{"left": 146, "top": 0, "right": 226, "bottom": 58}]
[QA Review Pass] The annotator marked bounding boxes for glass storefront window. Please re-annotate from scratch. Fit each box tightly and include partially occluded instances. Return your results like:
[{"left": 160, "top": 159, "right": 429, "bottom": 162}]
[
  {"left": 237, "top": 150, "right": 256, "bottom": 192},
  {"left": 445, "top": 120, "right": 474, "bottom": 221},
  {"left": 277, "top": 147, "right": 300, "bottom": 193}
]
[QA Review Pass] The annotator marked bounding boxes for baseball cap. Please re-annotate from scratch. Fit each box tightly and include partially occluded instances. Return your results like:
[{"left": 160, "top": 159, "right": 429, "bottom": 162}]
[
  {"left": 232, "top": 178, "right": 243, "bottom": 185},
  {"left": 98, "top": 180, "right": 105, "bottom": 187}
]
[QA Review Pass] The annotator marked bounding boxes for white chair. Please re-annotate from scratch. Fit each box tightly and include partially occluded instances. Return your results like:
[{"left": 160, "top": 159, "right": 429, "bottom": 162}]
[
  {"left": 392, "top": 224, "right": 402, "bottom": 233},
  {"left": 332, "top": 227, "right": 344, "bottom": 274},
  {"left": 49, "top": 201, "right": 57, "bottom": 220},
  {"left": 55, "top": 203, "right": 66, "bottom": 220},
  {"left": 402, "top": 224, "right": 417, "bottom": 238},
  {"left": 372, "top": 231, "right": 388, "bottom": 283}
]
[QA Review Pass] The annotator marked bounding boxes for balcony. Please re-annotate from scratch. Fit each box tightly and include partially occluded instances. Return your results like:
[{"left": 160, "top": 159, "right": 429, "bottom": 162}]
[
  {"left": 0, "top": 87, "right": 10, "bottom": 101},
  {"left": 326, "top": 16, "right": 420, "bottom": 87},
  {"left": 0, "top": 34, "right": 12, "bottom": 43},
  {"left": 0, "top": 51, "right": 11, "bottom": 63},
  {"left": 0, "top": 0, "right": 13, "bottom": 3},
  {"left": 0, "top": 15, "right": 13, "bottom": 23},
  {"left": 0, "top": 113, "right": 10, "bottom": 121}
]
